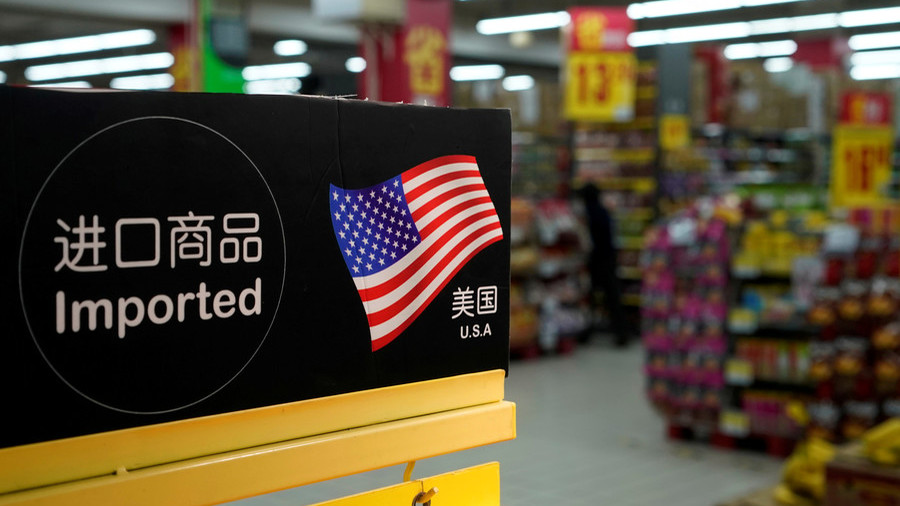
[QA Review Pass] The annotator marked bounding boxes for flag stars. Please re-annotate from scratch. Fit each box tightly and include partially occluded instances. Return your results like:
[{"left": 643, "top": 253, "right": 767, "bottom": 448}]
[
  {"left": 344, "top": 248, "right": 351, "bottom": 256},
  {"left": 369, "top": 253, "right": 375, "bottom": 261},
  {"left": 381, "top": 212, "right": 388, "bottom": 219},
  {"left": 401, "top": 244, "right": 407, "bottom": 251},
  {"left": 391, "top": 251, "right": 397, "bottom": 259},
  {"left": 343, "top": 222, "right": 350, "bottom": 230},
  {"left": 334, "top": 212, "right": 341, "bottom": 220},
  {"left": 404, "top": 233, "right": 409, "bottom": 240},
  {"left": 405, "top": 223, "right": 412, "bottom": 230},
  {"left": 349, "top": 240, "right": 356, "bottom": 248},
  {"left": 382, "top": 186, "right": 388, "bottom": 193},
  {"left": 401, "top": 209, "right": 407, "bottom": 216},
  {"left": 377, "top": 197, "right": 383, "bottom": 205},
  {"left": 365, "top": 201, "right": 371, "bottom": 209},
  {"left": 412, "top": 236, "right": 418, "bottom": 243},
  {"left": 395, "top": 230, "right": 401, "bottom": 237},
  {"left": 393, "top": 179, "right": 399, "bottom": 187},
  {"left": 366, "top": 263, "right": 373, "bottom": 271},
  {"left": 393, "top": 240, "right": 399, "bottom": 248},
  {"left": 347, "top": 213, "right": 355, "bottom": 222},
  {"left": 357, "top": 194, "right": 363, "bottom": 201},
  {"left": 332, "top": 191, "right": 339, "bottom": 200},
  {"left": 345, "top": 195, "right": 351, "bottom": 202},
  {"left": 352, "top": 230, "right": 359, "bottom": 238},
  {"left": 352, "top": 204, "right": 358, "bottom": 212},
  {"left": 357, "top": 221, "right": 364, "bottom": 228},
  {"left": 375, "top": 232, "right": 382, "bottom": 240},
  {"left": 355, "top": 256, "right": 362, "bottom": 264},
  {"left": 378, "top": 222, "right": 384, "bottom": 230},
  {"left": 359, "top": 247, "right": 366, "bottom": 255},
  {"left": 370, "top": 217, "right": 376, "bottom": 225},
  {"left": 370, "top": 190, "right": 376, "bottom": 198},
  {"left": 362, "top": 237, "right": 369, "bottom": 245},
  {"left": 387, "top": 227, "right": 393, "bottom": 235},
  {"left": 389, "top": 216, "right": 396, "bottom": 224},
  {"left": 352, "top": 265, "right": 359, "bottom": 273},
  {"left": 382, "top": 247, "right": 388, "bottom": 255},
  {"left": 393, "top": 205, "right": 399, "bottom": 213},
  {"left": 339, "top": 230, "right": 346, "bottom": 239},
  {"left": 379, "top": 258, "right": 385, "bottom": 266},
  {"left": 389, "top": 190, "right": 395, "bottom": 199},
  {"left": 395, "top": 194, "right": 402, "bottom": 202},
  {"left": 339, "top": 204, "right": 346, "bottom": 212},
  {"left": 366, "top": 227, "right": 372, "bottom": 235}
]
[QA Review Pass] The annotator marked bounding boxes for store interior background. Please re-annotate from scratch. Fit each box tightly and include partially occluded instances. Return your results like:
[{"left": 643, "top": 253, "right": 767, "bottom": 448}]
[{"left": 5, "top": 0, "right": 900, "bottom": 504}]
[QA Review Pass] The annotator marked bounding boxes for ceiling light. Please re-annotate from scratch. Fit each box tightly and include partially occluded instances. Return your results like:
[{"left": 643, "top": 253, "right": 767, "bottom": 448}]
[
  {"left": 25, "top": 52, "right": 174, "bottom": 81},
  {"left": 502, "top": 75, "right": 535, "bottom": 92},
  {"left": 273, "top": 39, "right": 307, "bottom": 57},
  {"left": 840, "top": 6, "right": 900, "bottom": 28},
  {"left": 849, "top": 30, "right": 900, "bottom": 51},
  {"left": 789, "top": 13, "right": 839, "bottom": 31},
  {"left": 630, "top": 11, "right": 842, "bottom": 46},
  {"left": 449, "top": 64, "right": 505, "bottom": 81},
  {"left": 850, "top": 49, "right": 900, "bottom": 66},
  {"left": 476, "top": 11, "right": 570, "bottom": 35},
  {"left": 725, "top": 40, "right": 798, "bottom": 59},
  {"left": 110, "top": 73, "right": 174, "bottom": 90},
  {"left": 850, "top": 63, "right": 900, "bottom": 80},
  {"left": 627, "top": 0, "right": 805, "bottom": 20},
  {"left": 627, "top": 30, "right": 666, "bottom": 47},
  {"left": 243, "top": 78, "right": 302, "bottom": 95},
  {"left": 30, "top": 81, "right": 92, "bottom": 88},
  {"left": 763, "top": 57, "right": 793, "bottom": 72},
  {"left": 628, "top": 0, "right": 740, "bottom": 20},
  {"left": 345, "top": 56, "right": 366, "bottom": 73},
  {"left": 665, "top": 22, "right": 750, "bottom": 44},
  {"left": 242, "top": 62, "right": 311, "bottom": 81},
  {"left": 0, "top": 29, "right": 156, "bottom": 63}
]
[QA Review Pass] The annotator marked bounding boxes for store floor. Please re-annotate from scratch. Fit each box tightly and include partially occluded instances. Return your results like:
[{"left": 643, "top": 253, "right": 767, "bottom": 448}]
[{"left": 233, "top": 339, "right": 782, "bottom": 506}]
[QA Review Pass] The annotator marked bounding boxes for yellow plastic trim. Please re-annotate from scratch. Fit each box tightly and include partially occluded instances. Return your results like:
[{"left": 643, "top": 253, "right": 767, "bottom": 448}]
[
  {"left": 0, "top": 401, "right": 515, "bottom": 506},
  {"left": 310, "top": 462, "right": 500, "bottom": 506},
  {"left": 0, "top": 370, "right": 505, "bottom": 495}
]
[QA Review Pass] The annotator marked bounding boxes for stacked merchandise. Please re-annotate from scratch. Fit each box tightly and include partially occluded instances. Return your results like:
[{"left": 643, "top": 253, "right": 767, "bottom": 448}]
[
  {"left": 510, "top": 198, "right": 540, "bottom": 355},
  {"left": 642, "top": 200, "right": 734, "bottom": 435},
  {"left": 508, "top": 197, "right": 592, "bottom": 357},
  {"left": 571, "top": 62, "right": 659, "bottom": 312},
  {"left": 804, "top": 209, "right": 900, "bottom": 443},
  {"left": 719, "top": 187, "right": 828, "bottom": 452}
]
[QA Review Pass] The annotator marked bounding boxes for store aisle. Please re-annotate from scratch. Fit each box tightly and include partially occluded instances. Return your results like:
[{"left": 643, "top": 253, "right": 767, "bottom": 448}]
[{"left": 234, "top": 341, "right": 782, "bottom": 506}]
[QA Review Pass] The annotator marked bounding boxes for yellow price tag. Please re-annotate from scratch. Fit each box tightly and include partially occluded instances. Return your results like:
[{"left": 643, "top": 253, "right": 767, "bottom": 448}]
[
  {"left": 830, "top": 125, "right": 894, "bottom": 208},
  {"left": 659, "top": 114, "right": 690, "bottom": 150},
  {"left": 564, "top": 51, "right": 636, "bottom": 122}
]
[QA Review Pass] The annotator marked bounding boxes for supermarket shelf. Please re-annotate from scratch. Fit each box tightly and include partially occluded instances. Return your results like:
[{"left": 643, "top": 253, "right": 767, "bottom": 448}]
[
  {"left": 590, "top": 177, "right": 657, "bottom": 192},
  {"left": 622, "top": 293, "right": 642, "bottom": 306},
  {"left": 726, "top": 377, "right": 817, "bottom": 391},
  {"left": 574, "top": 147, "right": 656, "bottom": 163},
  {"left": 613, "top": 207, "right": 654, "bottom": 221},
  {"left": 730, "top": 322, "right": 821, "bottom": 339},
  {"left": 618, "top": 266, "right": 642, "bottom": 280},
  {"left": 616, "top": 236, "right": 645, "bottom": 249}
]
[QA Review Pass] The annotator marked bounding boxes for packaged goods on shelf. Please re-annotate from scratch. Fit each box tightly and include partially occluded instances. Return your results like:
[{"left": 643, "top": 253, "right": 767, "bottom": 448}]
[{"left": 641, "top": 199, "right": 734, "bottom": 429}]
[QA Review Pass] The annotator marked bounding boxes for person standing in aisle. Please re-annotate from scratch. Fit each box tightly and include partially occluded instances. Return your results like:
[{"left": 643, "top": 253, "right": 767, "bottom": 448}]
[{"left": 580, "top": 183, "right": 630, "bottom": 347}]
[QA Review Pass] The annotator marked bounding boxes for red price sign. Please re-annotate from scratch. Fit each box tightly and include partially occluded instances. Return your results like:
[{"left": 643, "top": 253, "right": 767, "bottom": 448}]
[
  {"left": 830, "top": 125, "right": 894, "bottom": 208},
  {"left": 564, "top": 51, "right": 636, "bottom": 122}
]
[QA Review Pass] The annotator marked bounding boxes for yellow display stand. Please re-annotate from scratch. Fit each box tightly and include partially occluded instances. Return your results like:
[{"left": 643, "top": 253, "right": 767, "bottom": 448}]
[{"left": 0, "top": 370, "right": 515, "bottom": 505}]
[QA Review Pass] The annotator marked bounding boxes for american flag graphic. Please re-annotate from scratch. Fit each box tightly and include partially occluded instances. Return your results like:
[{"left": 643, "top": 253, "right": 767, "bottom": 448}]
[{"left": 329, "top": 155, "right": 503, "bottom": 351}]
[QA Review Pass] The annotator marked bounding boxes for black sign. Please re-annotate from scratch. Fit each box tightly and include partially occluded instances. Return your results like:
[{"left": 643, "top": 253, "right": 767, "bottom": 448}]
[{"left": 3, "top": 86, "right": 510, "bottom": 448}]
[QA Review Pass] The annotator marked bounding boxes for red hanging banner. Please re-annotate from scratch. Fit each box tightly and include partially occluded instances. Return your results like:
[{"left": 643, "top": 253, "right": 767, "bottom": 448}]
[{"left": 359, "top": 0, "right": 451, "bottom": 106}]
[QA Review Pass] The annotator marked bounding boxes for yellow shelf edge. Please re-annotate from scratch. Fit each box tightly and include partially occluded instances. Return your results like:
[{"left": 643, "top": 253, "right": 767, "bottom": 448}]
[
  {"left": 0, "top": 370, "right": 506, "bottom": 495},
  {"left": 0, "top": 401, "right": 516, "bottom": 506}
]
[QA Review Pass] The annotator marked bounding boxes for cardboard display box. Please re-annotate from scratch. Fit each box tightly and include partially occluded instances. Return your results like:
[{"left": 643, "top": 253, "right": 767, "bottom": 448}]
[
  {"left": 1, "top": 86, "right": 510, "bottom": 449},
  {"left": 826, "top": 443, "right": 900, "bottom": 506}
]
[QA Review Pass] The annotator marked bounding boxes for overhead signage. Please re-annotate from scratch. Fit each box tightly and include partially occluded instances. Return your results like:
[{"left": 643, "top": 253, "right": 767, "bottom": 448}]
[
  {"left": 563, "top": 7, "right": 636, "bottom": 122},
  {"left": 3, "top": 86, "right": 510, "bottom": 448},
  {"left": 830, "top": 125, "right": 894, "bottom": 208}
]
